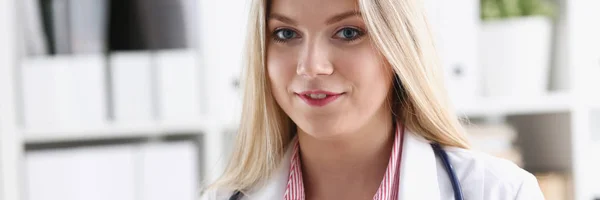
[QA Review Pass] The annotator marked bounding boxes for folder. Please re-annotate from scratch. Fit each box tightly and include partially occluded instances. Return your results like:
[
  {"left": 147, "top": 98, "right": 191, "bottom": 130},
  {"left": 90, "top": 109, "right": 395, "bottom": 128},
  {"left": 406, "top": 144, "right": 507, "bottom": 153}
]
[
  {"left": 154, "top": 50, "right": 203, "bottom": 121},
  {"left": 51, "top": 0, "right": 71, "bottom": 54},
  {"left": 19, "top": 0, "right": 48, "bottom": 56},
  {"left": 135, "top": 0, "right": 188, "bottom": 49},
  {"left": 197, "top": 0, "right": 245, "bottom": 123},
  {"left": 70, "top": 0, "right": 108, "bottom": 53},
  {"left": 424, "top": 0, "right": 480, "bottom": 108},
  {"left": 25, "top": 145, "right": 137, "bottom": 200},
  {"left": 21, "top": 55, "right": 107, "bottom": 129},
  {"left": 139, "top": 142, "right": 199, "bottom": 200},
  {"left": 110, "top": 52, "right": 155, "bottom": 123}
]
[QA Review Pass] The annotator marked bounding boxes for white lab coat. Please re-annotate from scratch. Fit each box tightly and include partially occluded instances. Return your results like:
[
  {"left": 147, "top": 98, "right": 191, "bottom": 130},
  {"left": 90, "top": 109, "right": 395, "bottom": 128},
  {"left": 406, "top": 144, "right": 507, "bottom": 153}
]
[{"left": 202, "top": 129, "right": 545, "bottom": 200}]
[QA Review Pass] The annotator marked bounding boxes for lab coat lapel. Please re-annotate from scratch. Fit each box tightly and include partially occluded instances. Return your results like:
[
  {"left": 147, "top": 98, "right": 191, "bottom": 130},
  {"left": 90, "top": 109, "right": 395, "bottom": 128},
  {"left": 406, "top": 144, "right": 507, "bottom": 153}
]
[
  {"left": 398, "top": 130, "right": 441, "bottom": 200},
  {"left": 249, "top": 130, "right": 442, "bottom": 200},
  {"left": 245, "top": 144, "right": 293, "bottom": 199}
]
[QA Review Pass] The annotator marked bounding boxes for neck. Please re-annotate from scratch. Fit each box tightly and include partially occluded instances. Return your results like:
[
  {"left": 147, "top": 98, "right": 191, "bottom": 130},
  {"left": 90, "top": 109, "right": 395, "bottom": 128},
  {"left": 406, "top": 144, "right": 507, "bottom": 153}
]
[{"left": 297, "top": 111, "right": 394, "bottom": 200}]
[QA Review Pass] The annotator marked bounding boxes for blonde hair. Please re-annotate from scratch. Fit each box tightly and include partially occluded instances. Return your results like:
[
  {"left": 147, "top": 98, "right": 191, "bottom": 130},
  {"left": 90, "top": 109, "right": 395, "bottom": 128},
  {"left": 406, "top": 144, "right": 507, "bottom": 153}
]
[{"left": 210, "top": 0, "right": 470, "bottom": 192}]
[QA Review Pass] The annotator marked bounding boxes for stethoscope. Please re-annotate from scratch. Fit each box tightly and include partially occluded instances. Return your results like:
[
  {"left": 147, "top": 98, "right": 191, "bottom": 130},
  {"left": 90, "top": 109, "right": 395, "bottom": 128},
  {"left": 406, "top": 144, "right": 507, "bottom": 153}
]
[
  {"left": 431, "top": 143, "right": 464, "bottom": 200},
  {"left": 229, "top": 143, "right": 464, "bottom": 200}
]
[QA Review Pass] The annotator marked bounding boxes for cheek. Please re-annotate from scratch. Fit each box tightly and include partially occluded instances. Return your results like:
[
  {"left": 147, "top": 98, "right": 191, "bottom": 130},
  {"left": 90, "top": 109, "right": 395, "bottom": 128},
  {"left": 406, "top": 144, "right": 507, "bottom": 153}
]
[
  {"left": 336, "top": 47, "right": 391, "bottom": 104},
  {"left": 267, "top": 49, "right": 297, "bottom": 103}
]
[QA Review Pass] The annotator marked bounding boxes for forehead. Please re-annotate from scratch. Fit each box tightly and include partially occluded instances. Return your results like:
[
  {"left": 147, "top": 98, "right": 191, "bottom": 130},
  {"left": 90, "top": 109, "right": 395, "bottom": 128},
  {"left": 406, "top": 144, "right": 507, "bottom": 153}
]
[{"left": 269, "top": 0, "right": 359, "bottom": 20}]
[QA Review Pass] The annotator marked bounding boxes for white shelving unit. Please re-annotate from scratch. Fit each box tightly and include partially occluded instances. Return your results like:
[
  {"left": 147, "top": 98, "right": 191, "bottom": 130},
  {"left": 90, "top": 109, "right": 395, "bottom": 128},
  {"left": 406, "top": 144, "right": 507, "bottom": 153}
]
[
  {"left": 457, "top": 92, "right": 600, "bottom": 117},
  {"left": 433, "top": 0, "right": 600, "bottom": 199},
  {"left": 20, "top": 118, "right": 237, "bottom": 144},
  {"left": 458, "top": 1, "right": 600, "bottom": 199},
  {"left": 0, "top": 0, "right": 21, "bottom": 199},
  {"left": 456, "top": 92, "right": 575, "bottom": 117},
  {"left": 0, "top": 0, "right": 247, "bottom": 199},
  {"left": 1, "top": 0, "right": 599, "bottom": 200}
]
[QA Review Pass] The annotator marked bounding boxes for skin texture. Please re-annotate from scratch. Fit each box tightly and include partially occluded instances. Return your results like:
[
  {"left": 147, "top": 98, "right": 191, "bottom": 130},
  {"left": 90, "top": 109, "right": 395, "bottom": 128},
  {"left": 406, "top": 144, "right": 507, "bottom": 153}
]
[{"left": 266, "top": 0, "right": 397, "bottom": 199}]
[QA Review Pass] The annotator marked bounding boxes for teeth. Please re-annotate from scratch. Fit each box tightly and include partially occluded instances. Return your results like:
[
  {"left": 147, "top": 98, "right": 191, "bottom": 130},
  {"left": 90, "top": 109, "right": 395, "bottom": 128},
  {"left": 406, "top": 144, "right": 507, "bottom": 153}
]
[{"left": 308, "top": 93, "right": 327, "bottom": 99}]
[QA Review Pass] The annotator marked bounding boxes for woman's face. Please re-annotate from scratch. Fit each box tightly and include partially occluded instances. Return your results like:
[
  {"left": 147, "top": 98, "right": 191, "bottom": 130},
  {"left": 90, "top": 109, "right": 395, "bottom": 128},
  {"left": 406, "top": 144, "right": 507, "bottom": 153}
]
[{"left": 267, "top": 0, "right": 393, "bottom": 138}]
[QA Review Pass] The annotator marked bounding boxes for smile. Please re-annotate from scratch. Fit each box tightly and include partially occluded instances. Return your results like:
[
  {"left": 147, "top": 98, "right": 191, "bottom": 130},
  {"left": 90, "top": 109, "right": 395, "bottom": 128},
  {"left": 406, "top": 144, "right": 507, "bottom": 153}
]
[{"left": 296, "top": 91, "right": 344, "bottom": 107}]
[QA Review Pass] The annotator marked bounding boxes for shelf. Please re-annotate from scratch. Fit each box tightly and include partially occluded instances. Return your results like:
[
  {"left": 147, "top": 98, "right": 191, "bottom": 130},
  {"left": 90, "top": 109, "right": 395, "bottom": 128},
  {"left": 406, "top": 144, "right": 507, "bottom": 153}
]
[
  {"left": 23, "top": 124, "right": 161, "bottom": 144},
  {"left": 19, "top": 92, "right": 590, "bottom": 144},
  {"left": 587, "top": 95, "right": 600, "bottom": 110},
  {"left": 21, "top": 117, "right": 238, "bottom": 144},
  {"left": 456, "top": 92, "right": 575, "bottom": 117},
  {"left": 20, "top": 92, "right": 583, "bottom": 144}
]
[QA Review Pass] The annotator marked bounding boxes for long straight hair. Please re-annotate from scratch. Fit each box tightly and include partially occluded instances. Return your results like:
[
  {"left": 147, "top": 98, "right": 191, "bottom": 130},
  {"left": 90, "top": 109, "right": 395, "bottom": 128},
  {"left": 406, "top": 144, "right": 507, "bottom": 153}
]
[{"left": 210, "top": 0, "right": 470, "bottom": 192}]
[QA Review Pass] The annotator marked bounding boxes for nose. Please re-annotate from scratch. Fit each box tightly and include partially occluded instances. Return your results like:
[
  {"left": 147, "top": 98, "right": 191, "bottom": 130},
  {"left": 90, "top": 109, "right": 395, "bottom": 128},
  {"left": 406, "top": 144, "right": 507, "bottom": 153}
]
[{"left": 296, "top": 39, "right": 334, "bottom": 78}]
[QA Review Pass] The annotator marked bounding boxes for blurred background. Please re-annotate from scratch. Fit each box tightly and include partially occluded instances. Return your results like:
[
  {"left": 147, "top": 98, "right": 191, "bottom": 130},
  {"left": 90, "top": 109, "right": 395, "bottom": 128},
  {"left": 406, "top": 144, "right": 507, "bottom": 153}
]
[{"left": 0, "top": 0, "right": 598, "bottom": 199}]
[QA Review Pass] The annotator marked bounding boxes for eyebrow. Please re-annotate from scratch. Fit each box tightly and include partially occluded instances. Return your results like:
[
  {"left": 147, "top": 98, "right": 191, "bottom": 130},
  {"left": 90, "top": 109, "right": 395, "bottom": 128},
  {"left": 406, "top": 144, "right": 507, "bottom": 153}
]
[
  {"left": 268, "top": 10, "right": 362, "bottom": 26},
  {"left": 325, "top": 10, "right": 361, "bottom": 25},
  {"left": 269, "top": 13, "right": 297, "bottom": 25}
]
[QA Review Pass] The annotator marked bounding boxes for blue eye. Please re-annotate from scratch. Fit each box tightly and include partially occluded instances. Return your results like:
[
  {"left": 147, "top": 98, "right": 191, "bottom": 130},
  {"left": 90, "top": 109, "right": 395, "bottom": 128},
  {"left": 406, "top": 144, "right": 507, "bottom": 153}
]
[
  {"left": 334, "top": 27, "right": 363, "bottom": 41},
  {"left": 273, "top": 29, "right": 298, "bottom": 42}
]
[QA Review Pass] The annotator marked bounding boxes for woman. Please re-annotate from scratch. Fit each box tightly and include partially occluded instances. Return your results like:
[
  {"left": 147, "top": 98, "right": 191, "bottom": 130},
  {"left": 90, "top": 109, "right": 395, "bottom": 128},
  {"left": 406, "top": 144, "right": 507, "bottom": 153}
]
[{"left": 203, "top": 0, "right": 544, "bottom": 199}]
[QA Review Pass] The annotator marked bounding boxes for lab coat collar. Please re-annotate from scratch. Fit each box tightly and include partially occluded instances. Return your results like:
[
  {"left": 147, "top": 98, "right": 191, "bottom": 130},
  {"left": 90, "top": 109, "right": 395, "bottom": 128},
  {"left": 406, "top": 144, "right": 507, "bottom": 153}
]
[
  {"left": 398, "top": 129, "right": 441, "bottom": 200},
  {"left": 245, "top": 144, "right": 293, "bottom": 199},
  {"left": 247, "top": 129, "right": 441, "bottom": 199}
]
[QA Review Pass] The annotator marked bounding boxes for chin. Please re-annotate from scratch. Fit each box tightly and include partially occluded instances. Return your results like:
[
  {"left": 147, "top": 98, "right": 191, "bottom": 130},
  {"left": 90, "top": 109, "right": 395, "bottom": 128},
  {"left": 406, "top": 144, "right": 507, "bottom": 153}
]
[{"left": 295, "top": 117, "right": 349, "bottom": 139}]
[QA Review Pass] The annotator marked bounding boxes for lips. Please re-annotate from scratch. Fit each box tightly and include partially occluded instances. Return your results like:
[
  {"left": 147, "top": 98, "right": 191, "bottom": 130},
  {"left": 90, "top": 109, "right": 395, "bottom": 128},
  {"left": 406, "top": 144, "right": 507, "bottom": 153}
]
[{"left": 296, "top": 90, "right": 344, "bottom": 107}]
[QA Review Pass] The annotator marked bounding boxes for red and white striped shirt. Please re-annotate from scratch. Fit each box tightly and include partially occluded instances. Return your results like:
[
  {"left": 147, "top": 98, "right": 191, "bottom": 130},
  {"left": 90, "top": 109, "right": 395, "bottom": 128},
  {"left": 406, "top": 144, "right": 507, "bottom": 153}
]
[{"left": 283, "top": 123, "right": 405, "bottom": 200}]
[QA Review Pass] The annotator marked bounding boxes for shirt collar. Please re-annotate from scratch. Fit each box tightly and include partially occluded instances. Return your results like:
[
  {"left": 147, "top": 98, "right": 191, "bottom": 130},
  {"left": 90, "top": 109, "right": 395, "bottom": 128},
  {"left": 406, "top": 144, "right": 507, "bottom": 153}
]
[
  {"left": 283, "top": 123, "right": 405, "bottom": 200},
  {"left": 245, "top": 127, "right": 441, "bottom": 200}
]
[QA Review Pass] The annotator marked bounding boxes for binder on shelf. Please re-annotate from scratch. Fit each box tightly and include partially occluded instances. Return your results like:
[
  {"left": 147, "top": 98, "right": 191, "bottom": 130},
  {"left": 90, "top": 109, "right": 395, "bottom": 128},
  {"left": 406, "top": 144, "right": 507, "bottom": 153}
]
[
  {"left": 464, "top": 124, "right": 523, "bottom": 166},
  {"left": 550, "top": 4, "right": 570, "bottom": 91},
  {"left": 70, "top": 0, "right": 108, "bottom": 53},
  {"left": 40, "top": 0, "right": 56, "bottom": 54},
  {"left": 424, "top": 0, "right": 480, "bottom": 109},
  {"left": 108, "top": 0, "right": 147, "bottom": 50},
  {"left": 19, "top": 0, "right": 48, "bottom": 56},
  {"left": 110, "top": 51, "right": 155, "bottom": 123},
  {"left": 51, "top": 0, "right": 71, "bottom": 54},
  {"left": 465, "top": 124, "right": 516, "bottom": 151},
  {"left": 154, "top": 49, "right": 203, "bottom": 121},
  {"left": 25, "top": 145, "right": 137, "bottom": 200},
  {"left": 590, "top": 142, "right": 600, "bottom": 198},
  {"left": 198, "top": 0, "right": 246, "bottom": 123},
  {"left": 22, "top": 54, "right": 108, "bottom": 129},
  {"left": 181, "top": 0, "right": 199, "bottom": 49},
  {"left": 136, "top": 0, "right": 188, "bottom": 49},
  {"left": 108, "top": 0, "right": 191, "bottom": 50},
  {"left": 535, "top": 173, "right": 572, "bottom": 200},
  {"left": 139, "top": 141, "right": 199, "bottom": 200}
]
